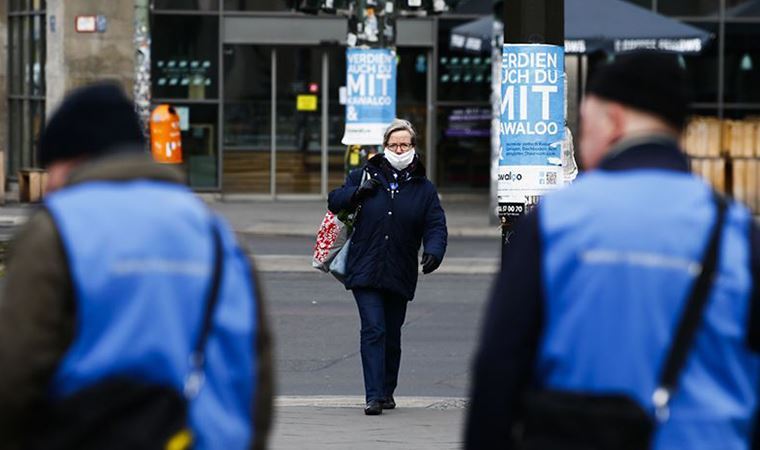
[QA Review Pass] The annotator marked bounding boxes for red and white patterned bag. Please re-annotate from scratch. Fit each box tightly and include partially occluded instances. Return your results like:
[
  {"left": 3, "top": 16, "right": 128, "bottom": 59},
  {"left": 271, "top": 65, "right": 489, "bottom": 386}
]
[
  {"left": 312, "top": 170, "right": 369, "bottom": 276},
  {"left": 312, "top": 210, "right": 350, "bottom": 273}
]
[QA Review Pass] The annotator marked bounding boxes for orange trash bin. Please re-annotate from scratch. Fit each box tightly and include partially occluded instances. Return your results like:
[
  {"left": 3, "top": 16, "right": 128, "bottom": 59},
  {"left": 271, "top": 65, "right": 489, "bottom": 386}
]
[{"left": 150, "top": 104, "right": 183, "bottom": 164}]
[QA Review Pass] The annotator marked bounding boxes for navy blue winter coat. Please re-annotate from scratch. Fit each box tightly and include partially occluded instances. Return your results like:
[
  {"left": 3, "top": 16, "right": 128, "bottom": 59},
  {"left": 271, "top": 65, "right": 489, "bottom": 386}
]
[{"left": 328, "top": 154, "right": 447, "bottom": 300}]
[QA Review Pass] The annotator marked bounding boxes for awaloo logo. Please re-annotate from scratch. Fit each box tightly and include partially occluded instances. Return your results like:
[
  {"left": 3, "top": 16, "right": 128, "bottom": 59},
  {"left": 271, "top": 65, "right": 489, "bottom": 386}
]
[{"left": 498, "top": 171, "right": 523, "bottom": 182}]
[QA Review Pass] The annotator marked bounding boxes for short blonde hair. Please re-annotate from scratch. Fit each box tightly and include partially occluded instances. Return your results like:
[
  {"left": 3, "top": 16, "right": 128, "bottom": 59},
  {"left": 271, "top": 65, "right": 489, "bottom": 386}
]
[{"left": 383, "top": 119, "right": 417, "bottom": 148}]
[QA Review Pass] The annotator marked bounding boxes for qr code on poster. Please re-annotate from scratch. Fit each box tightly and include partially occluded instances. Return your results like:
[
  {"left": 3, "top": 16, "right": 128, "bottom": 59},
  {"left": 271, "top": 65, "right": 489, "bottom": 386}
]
[{"left": 545, "top": 172, "right": 557, "bottom": 185}]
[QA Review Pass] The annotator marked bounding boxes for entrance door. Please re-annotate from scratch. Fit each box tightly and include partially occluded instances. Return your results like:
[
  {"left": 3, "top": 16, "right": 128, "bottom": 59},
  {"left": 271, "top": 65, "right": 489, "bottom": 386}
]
[
  {"left": 223, "top": 45, "right": 273, "bottom": 193},
  {"left": 222, "top": 44, "right": 431, "bottom": 195},
  {"left": 221, "top": 16, "right": 434, "bottom": 195},
  {"left": 223, "top": 45, "right": 327, "bottom": 196},
  {"left": 274, "top": 47, "right": 323, "bottom": 194},
  {"left": 435, "top": 20, "right": 492, "bottom": 191},
  {"left": 397, "top": 47, "right": 431, "bottom": 169}
]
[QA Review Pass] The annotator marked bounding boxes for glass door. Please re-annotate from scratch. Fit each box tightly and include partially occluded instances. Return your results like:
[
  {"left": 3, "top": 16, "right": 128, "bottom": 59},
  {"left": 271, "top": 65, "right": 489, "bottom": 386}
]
[
  {"left": 222, "top": 45, "right": 326, "bottom": 196},
  {"left": 275, "top": 47, "right": 323, "bottom": 195},
  {"left": 328, "top": 47, "right": 348, "bottom": 191},
  {"left": 223, "top": 44, "right": 273, "bottom": 193},
  {"left": 435, "top": 20, "right": 492, "bottom": 191},
  {"left": 397, "top": 47, "right": 430, "bottom": 167},
  {"left": 222, "top": 44, "right": 430, "bottom": 196}
]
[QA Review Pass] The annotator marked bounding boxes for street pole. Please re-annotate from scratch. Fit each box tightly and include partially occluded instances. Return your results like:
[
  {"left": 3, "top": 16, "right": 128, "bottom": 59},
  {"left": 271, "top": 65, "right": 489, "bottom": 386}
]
[
  {"left": 499, "top": 0, "right": 564, "bottom": 260},
  {"left": 504, "top": 0, "right": 564, "bottom": 47},
  {"left": 303, "top": 1, "right": 453, "bottom": 172},
  {"left": 342, "top": 0, "right": 397, "bottom": 170},
  {"left": 498, "top": 0, "right": 565, "bottom": 260}
]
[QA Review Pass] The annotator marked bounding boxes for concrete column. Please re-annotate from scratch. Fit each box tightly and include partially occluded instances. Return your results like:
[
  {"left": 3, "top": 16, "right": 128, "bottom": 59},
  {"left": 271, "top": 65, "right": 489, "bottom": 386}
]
[
  {"left": 46, "top": 0, "right": 136, "bottom": 116},
  {"left": 46, "top": 0, "right": 66, "bottom": 114},
  {"left": 134, "top": 0, "right": 151, "bottom": 133}
]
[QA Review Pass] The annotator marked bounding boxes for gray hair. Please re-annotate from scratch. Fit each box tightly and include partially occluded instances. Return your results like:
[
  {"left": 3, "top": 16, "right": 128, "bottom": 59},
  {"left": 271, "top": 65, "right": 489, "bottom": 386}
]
[{"left": 383, "top": 118, "right": 417, "bottom": 148}]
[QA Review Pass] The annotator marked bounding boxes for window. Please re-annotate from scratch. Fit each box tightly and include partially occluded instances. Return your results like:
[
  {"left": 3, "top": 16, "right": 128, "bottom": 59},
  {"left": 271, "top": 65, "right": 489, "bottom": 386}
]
[
  {"left": 274, "top": 47, "right": 323, "bottom": 194},
  {"left": 327, "top": 48, "right": 347, "bottom": 190},
  {"left": 682, "top": 22, "right": 720, "bottom": 104},
  {"left": 223, "top": 0, "right": 292, "bottom": 11},
  {"left": 153, "top": 0, "right": 219, "bottom": 10},
  {"left": 172, "top": 103, "right": 219, "bottom": 189},
  {"left": 725, "top": 0, "right": 760, "bottom": 18},
  {"left": 223, "top": 45, "right": 272, "bottom": 193},
  {"left": 453, "top": 0, "right": 493, "bottom": 14},
  {"left": 397, "top": 48, "right": 429, "bottom": 158},
  {"left": 436, "top": 106, "right": 491, "bottom": 189},
  {"left": 657, "top": 0, "right": 719, "bottom": 17},
  {"left": 151, "top": 11, "right": 221, "bottom": 189},
  {"left": 10, "top": 0, "right": 45, "bottom": 11},
  {"left": 724, "top": 23, "right": 760, "bottom": 104},
  {"left": 151, "top": 15, "right": 219, "bottom": 100},
  {"left": 437, "top": 20, "right": 491, "bottom": 103},
  {"left": 7, "top": 0, "right": 46, "bottom": 174},
  {"left": 724, "top": 108, "right": 760, "bottom": 120},
  {"left": 224, "top": 45, "right": 271, "bottom": 149}
]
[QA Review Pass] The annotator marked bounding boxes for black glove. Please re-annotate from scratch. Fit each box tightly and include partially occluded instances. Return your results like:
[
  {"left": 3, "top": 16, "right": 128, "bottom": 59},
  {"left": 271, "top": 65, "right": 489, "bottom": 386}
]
[
  {"left": 421, "top": 253, "right": 441, "bottom": 274},
  {"left": 353, "top": 178, "right": 381, "bottom": 203}
]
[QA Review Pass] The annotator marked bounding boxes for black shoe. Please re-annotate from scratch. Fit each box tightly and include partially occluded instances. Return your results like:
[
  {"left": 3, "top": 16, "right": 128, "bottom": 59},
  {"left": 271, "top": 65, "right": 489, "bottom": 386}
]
[
  {"left": 364, "top": 400, "right": 383, "bottom": 415},
  {"left": 381, "top": 396, "right": 396, "bottom": 410}
]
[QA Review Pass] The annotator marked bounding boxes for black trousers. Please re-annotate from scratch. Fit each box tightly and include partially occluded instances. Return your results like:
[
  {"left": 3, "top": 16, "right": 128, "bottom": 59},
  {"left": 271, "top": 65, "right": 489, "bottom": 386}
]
[{"left": 352, "top": 288, "right": 409, "bottom": 403}]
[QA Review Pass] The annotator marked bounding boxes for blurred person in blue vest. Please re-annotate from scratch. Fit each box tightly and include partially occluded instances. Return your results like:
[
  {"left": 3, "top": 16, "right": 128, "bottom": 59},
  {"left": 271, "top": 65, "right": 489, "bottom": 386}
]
[
  {"left": 328, "top": 119, "right": 448, "bottom": 416},
  {"left": 0, "top": 83, "right": 272, "bottom": 450},
  {"left": 466, "top": 51, "right": 760, "bottom": 449}
]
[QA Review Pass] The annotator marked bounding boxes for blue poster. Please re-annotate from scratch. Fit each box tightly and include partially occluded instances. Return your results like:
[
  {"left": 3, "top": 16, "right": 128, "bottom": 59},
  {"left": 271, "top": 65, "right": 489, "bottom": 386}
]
[
  {"left": 342, "top": 48, "right": 397, "bottom": 146},
  {"left": 498, "top": 44, "right": 565, "bottom": 200}
]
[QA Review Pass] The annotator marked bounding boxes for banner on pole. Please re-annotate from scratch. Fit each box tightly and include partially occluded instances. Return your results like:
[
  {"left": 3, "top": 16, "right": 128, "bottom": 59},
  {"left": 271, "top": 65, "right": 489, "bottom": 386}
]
[
  {"left": 498, "top": 44, "right": 565, "bottom": 208},
  {"left": 342, "top": 48, "right": 397, "bottom": 146}
]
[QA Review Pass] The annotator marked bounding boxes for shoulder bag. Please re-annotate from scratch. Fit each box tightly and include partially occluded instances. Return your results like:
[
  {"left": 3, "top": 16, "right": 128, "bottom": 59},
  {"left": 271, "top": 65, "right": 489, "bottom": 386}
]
[{"left": 312, "top": 169, "right": 370, "bottom": 282}]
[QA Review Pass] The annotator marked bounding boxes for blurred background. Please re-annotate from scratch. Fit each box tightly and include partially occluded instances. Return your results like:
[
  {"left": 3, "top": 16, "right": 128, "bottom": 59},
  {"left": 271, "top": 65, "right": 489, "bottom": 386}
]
[{"left": 3, "top": 0, "right": 756, "bottom": 209}]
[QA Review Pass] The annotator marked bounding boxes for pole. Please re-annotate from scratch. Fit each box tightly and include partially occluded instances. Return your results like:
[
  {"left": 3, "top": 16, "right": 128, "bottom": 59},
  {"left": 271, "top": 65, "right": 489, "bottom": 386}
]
[
  {"left": 134, "top": 0, "right": 151, "bottom": 137},
  {"left": 343, "top": 0, "right": 396, "bottom": 171},
  {"left": 499, "top": 0, "right": 564, "bottom": 260},
  {"left": 504, "top": 0, "right": 564, "bottom": 46}
]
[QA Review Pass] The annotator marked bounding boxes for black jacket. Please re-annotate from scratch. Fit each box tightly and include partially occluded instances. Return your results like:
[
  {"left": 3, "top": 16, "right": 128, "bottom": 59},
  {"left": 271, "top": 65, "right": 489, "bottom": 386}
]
[{"left": 328, "top": 154, "right": 447, "bottom": 300}]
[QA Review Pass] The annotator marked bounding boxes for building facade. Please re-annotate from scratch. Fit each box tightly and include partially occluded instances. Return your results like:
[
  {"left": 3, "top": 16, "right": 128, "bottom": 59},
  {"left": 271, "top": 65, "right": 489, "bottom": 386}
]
[
  {"left": 4, "top": 0, "right": 759, "bottom": 197},
  {"left": 149, "top": 0, "right": 496, "bottom": 197},
  {"left": 626, "top": 0, "right": 760, "bottom": 120},
  {"left": 5, "top": 0, "right": 136, "bottom": 180}
]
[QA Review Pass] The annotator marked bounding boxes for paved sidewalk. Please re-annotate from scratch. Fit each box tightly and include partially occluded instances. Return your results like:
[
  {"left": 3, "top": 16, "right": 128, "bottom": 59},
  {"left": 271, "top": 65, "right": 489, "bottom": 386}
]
[
  {"left": 271, "top": 396, "right": 466, "bottom": 450},
  {"left": 254, "top": 254, "right": 498, "bottom": 274},
  {"left": 210, "top": 196, "right": 499, "bottom": 238},
  {"left": 0, "top": 196, "right": 499, "bottom": 239}
]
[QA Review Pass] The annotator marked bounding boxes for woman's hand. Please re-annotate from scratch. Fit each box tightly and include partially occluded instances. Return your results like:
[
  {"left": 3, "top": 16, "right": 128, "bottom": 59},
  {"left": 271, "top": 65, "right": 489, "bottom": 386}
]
[
  {"left": 353, "top": 178, "right": 381, "bottom": 203},
  {"left": 421, "top": 253, "right": 441, "bottom": 274}
]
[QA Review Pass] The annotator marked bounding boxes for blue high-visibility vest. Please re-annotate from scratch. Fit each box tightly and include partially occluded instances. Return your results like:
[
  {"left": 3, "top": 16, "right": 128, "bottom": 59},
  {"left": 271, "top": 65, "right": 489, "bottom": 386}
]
[
  {"left": 45, "top": 180, "right": 258, "bottom": 450},
  {"left": 539, "top": 170, "right": 760, "bottom": 450}
]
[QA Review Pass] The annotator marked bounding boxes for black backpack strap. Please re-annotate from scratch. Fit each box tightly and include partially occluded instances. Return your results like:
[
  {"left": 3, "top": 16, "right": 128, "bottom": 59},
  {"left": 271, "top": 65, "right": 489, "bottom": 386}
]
[
  {"left": 653, "top": 192, "right": 728, "bottom": 422},
  {"left": 184, "top": 220, "right": 225, "bottom": 399}
]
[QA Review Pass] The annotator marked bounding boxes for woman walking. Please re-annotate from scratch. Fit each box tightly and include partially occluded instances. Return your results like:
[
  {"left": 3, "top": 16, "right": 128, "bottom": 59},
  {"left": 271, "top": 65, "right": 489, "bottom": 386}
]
[{"left": 328, "top": 119, "right": 448, "bottom": 415}]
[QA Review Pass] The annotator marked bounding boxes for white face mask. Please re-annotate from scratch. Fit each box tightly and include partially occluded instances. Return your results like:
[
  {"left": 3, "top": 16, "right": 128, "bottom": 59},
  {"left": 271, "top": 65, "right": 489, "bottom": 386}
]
[{"left": 384, "top": 148, "right": 416, "bottom": 171}]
